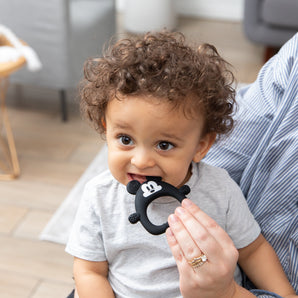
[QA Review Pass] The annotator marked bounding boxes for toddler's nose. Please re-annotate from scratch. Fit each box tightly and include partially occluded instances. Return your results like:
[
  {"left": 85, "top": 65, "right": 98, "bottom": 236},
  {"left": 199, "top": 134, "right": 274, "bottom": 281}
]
[{"left": 131, "top": 148, "right": 155, "bottom": 169}]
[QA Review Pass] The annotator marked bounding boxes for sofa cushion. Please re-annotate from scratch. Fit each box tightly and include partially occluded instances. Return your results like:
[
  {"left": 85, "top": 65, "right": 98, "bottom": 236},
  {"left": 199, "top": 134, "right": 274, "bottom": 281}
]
[{"left": 261, "top": 0, "right": 298, "bottom": 29}]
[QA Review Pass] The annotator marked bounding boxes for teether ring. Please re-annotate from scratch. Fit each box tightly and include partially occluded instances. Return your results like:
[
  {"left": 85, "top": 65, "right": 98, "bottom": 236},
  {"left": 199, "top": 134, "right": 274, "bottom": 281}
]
[{"left": 127, "top": 177, "right": 190, "bottom": 235}]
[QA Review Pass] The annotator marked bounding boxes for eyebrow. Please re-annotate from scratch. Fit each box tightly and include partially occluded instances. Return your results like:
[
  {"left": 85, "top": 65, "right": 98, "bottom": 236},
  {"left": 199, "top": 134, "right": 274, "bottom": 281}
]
[
  {"left": 160, "top": 132, "right": 184, "bottom": 143},
  {"left": 111, "top": 122, "right": 184, "bottom": 143},
  {"left": 112, "top": 122, "right": 132, "bottom": 130}
]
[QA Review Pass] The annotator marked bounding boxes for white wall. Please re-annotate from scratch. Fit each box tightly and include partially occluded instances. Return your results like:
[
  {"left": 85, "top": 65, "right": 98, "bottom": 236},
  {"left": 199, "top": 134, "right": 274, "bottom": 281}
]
[{"left": 116, "top": 0, "right": 244, "bottom": 21}]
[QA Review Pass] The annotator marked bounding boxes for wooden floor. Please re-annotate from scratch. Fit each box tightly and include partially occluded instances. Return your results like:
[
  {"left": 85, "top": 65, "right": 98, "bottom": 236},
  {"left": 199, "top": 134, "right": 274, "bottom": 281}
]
[{"left": 0, "top": 16, "right": 264, "bottom": 298}]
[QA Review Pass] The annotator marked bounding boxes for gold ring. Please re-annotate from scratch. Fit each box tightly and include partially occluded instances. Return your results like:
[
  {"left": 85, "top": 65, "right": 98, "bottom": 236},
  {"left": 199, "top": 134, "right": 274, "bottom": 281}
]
[{"left": 188, "top": 254, "right": 208, "bottom": 268}]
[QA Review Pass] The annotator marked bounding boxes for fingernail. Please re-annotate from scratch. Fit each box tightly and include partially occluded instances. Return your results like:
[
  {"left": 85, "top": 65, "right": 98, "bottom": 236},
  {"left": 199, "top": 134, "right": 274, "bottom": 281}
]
[
  {"left": 169, "top": 214, "right": 179, "bottom": 223},
  {"left": 182, "top": 199, "right": 193, "bottom": 208},
  {"left": 176, "top": 207, "right": 185, "bottom": 215},
  {"left": 166, "top": 228, "right": 177, "bottom": 245},
  {"left": 166, "top": 227, "right": 174, "bottom": 237}
]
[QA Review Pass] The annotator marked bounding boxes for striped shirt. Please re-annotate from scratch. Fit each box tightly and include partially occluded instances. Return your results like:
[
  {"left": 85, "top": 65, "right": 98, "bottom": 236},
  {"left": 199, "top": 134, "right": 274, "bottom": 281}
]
[{"left": 204, "top": 33, "right": 298, "bottom": 297}]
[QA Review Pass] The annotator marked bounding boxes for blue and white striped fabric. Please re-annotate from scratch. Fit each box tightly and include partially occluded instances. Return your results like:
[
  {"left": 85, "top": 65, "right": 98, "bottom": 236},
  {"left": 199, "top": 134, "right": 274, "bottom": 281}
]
[{"left": 204, "top": 33, "right": 298, "bottom": 296}]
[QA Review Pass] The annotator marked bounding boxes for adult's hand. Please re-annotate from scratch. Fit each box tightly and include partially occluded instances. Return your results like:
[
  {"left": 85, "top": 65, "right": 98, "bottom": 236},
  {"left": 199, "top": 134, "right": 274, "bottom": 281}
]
[{"left": 166, "top": 199, "right": 253, "bottom": 298}]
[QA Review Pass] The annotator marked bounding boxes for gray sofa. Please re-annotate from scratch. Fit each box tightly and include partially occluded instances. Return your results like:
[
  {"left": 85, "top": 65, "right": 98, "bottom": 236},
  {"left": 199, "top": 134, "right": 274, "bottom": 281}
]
[
  {"left": 0, "top": 0, "right": 116, "bottom": 120},
  {"left": 243, "top": 0, "right": 298, "bottom": 60}
]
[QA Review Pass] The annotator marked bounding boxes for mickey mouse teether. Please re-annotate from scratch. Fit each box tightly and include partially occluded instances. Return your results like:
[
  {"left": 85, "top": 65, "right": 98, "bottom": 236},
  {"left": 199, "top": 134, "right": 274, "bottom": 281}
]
[{"left": 127, "top": 177, "right": 190, "bottom": 235}]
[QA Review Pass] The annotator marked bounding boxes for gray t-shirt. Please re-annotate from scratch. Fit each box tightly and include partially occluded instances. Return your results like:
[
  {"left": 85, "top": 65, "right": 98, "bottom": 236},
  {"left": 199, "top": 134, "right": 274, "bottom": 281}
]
[{"left": 66, "top": 162, "right": 260, "bottom": 297}]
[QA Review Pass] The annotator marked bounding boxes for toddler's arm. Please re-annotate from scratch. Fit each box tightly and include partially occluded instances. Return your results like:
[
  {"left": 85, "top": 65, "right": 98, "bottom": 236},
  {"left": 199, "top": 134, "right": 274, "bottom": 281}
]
[
  {"left": 73, "top": 257, "right": 115, "bottom": 298},
  {"left": 238, "top": 234, "right": 297, "bottom": 298}
]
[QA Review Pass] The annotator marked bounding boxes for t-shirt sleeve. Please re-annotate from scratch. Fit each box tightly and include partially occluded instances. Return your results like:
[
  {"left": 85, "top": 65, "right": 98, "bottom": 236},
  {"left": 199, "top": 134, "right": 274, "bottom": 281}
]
[
  {"left": 65, "top": 178, "right": 106, "bottom": 262},
  {"left": 225, "top": 177, "right": 261, "bottom": 249}
]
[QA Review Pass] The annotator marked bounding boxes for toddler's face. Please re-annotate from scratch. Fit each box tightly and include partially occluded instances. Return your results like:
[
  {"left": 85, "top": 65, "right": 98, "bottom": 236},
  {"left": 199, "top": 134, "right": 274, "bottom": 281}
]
[{"left": 105, "top": 95, "right": 214, "bottom": 188}]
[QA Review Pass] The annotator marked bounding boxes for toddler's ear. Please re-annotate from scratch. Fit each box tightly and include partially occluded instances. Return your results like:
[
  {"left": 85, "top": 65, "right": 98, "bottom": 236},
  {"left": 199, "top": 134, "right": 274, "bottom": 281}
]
[{"left": 193, "top": 133, "right": 216, "bottom": 163}]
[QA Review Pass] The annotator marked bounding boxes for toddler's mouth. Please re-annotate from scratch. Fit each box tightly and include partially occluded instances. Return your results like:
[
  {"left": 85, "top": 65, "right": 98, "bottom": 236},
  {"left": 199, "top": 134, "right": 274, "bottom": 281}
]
[
  {"left": 128, "top": 174, "right": 161, "bottom": 184},
  {"left": 128, "top": 173, "right": 147, "bottom": 184}
]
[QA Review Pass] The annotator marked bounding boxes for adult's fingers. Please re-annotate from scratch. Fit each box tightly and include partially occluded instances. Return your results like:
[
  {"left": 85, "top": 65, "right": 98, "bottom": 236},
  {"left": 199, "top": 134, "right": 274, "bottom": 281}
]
[
  {"left": 173, "top": 200, "right": 238, "bottom": 267},
  {"left": 167, "top": 213, "right": 204, "bottom": 263},
  {"left": 166, "top": 200, "right": 240, "bottom": 298},
  {"left": 181, "top": 199, "right": 236, "bottom": 249},
  {"left": 165, "top": 226, "right": 195, "bottom": 281},
  {"left": 172, "top": 206, "right": 220, "bottom": 262}
]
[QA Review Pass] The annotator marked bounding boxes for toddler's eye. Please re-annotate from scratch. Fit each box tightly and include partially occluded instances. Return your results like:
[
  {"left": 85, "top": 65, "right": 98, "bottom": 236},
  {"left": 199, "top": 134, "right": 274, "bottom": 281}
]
[
  {"left": 119, "top": 135, "right": 133, "bottom": 146},
  {"left": 157, "top": 141, "right": 174, "bottom": 151}
]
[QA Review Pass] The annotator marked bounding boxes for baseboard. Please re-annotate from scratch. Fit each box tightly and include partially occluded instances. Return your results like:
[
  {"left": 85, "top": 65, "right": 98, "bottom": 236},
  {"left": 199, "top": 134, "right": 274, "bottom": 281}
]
[
  {"left": 176, "top": 0, "right": 244, "bottom": 21},
  {"left": 117, "top": 0, "right": 244, "bottom": 22}
]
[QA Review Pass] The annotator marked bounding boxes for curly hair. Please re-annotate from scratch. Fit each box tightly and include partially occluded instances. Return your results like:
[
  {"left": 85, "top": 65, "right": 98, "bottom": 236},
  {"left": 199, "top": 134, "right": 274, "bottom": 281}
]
[{"left": 80, "top": 31, "right": 236, "bottom": 138}]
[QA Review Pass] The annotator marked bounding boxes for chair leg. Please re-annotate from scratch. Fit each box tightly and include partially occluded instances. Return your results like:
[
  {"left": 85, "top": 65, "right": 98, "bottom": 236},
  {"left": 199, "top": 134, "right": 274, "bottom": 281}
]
[{"left": 59, "top": 89, "right": 68, "bottom": 122}]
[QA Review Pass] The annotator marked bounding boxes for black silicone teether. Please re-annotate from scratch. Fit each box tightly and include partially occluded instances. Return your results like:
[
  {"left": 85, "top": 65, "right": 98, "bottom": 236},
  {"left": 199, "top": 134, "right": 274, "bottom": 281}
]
[{"left": 127, "top": 177, "right": 190, "bottom": 235}]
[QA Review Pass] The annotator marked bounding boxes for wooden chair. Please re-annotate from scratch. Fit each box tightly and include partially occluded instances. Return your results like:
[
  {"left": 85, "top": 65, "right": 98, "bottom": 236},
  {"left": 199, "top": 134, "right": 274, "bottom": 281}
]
[{"left": 0, "top": 34, "right": 25, "bottom": 179}]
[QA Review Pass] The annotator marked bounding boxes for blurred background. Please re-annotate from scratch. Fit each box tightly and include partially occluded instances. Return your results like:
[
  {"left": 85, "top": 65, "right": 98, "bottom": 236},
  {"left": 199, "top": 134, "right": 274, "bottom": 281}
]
[{"left": 1, "top": 0, "right": 297, "bottom": 297}]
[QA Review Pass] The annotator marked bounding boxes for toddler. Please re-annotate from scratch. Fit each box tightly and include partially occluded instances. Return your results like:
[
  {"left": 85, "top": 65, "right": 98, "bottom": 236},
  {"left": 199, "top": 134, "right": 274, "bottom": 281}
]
[{"left": 66, "top": 31, "right": 296, "bottom": 298}]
